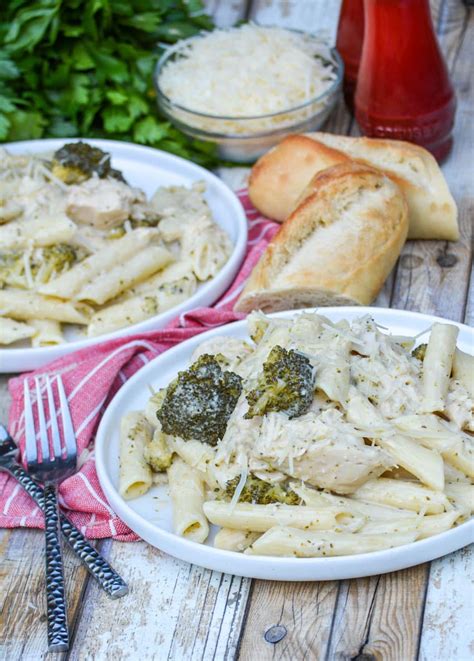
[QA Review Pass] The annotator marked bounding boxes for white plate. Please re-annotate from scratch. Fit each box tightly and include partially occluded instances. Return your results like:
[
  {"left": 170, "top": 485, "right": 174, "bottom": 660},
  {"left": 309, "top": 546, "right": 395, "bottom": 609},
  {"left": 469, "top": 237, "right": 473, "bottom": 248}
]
[
  {"left": 96, "top": 307, "right": 474, "bottom": 581},
  {"left": 1, "top": 138, "right": 247, "bottom": 373}
]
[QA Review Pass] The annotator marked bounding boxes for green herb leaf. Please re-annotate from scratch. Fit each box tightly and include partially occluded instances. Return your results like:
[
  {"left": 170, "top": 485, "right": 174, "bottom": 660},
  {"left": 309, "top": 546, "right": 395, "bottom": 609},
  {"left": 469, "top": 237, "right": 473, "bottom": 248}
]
[
  {"left": 1, "top": 0, "right": 219, "bottom": 167},
  {"left": 133, "top": 116, "right": 169, "bottom": 144},
  {"left": 0, "top": 114, "right": 11, "bottom": 140},
  {"left": 6, "top": 110, "right": 46, "bottom": 140}
]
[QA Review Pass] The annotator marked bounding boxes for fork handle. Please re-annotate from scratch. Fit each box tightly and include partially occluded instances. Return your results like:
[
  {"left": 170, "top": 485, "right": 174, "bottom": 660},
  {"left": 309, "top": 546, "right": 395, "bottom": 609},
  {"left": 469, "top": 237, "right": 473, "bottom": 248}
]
[
  {"left": 5, "top": 462, "right": 128, "bottom": 598},
  {"left": 44, "top": 483, "right": 69, "bottom": 652}
]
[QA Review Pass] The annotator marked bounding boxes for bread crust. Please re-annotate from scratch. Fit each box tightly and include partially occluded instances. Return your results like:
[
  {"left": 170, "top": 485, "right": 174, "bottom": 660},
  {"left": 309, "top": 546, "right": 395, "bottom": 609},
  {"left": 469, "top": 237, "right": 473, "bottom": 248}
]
[
  {"left": 236, "top": 162, "right": 408, "bottom": 313},
  {"left": 248, "top": 132, "right": 458, "bottom": 241}
]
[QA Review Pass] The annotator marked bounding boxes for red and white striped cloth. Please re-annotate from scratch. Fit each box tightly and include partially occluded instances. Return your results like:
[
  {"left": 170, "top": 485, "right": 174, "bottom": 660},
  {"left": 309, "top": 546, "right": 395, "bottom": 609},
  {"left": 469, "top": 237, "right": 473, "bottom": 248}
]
[{"left": 0, "top": 190, "right": 278, "bottom": 540}]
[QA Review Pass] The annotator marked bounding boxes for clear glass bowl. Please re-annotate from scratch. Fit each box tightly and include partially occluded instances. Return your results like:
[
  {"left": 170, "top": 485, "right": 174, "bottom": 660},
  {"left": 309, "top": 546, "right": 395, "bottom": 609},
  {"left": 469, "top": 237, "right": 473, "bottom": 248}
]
[{"left": 154, "top": 32, "right": 344, "bottom": 163}]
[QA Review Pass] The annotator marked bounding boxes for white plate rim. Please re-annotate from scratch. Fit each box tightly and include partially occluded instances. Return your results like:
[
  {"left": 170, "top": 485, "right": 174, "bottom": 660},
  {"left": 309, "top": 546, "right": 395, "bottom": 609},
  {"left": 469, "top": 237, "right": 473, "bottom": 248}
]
[
  {"left": 95, "top": 306, "right": 474, "bottom": 581},
  {"left": 1, "top": 138, "right": 248, "bottom": 372}
]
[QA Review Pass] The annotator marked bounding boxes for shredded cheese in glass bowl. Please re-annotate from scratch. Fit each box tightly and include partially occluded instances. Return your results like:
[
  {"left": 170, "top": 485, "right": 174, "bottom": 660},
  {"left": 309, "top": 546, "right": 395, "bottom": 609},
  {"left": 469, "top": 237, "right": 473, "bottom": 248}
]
[{"left": 154, "top": 24, "right": 343, "bottom": 162}]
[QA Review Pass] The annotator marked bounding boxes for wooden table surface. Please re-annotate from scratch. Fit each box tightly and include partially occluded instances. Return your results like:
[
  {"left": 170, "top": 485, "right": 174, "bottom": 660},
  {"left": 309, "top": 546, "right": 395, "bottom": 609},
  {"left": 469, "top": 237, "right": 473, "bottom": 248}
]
[{"left": 1, "top": 1, "right": 473, "bottom": 659}]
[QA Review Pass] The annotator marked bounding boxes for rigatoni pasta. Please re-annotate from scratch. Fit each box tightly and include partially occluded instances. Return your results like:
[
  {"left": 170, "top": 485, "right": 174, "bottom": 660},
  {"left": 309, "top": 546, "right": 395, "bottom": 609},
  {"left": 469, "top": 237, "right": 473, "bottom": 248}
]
[{"left": 119, "top": 311, "right": 473, "bottom": 557}]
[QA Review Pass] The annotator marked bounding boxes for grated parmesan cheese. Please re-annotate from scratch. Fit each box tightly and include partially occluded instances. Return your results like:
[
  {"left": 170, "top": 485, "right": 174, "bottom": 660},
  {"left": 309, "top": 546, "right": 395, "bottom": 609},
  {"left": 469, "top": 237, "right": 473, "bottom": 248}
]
[{"left": 157, "top": 25, "right": 337, "bottom": 134}]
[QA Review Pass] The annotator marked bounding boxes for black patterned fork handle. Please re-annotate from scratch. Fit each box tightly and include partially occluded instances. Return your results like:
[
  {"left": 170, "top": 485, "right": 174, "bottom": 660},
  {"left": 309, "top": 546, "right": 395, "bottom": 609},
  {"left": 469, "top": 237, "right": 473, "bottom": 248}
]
[
  {"left": 6, "top": 462, "right": 128, "bottom": 598},
  {"left": 44, "top": 483, "right": 69, "bottom": 652}
]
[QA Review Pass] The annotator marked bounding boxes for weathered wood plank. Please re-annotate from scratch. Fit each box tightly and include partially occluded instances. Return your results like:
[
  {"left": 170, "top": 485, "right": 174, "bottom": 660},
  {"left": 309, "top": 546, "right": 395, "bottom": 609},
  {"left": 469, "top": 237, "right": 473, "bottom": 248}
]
[
  {"left": 0, "top": 376, "right": 10, "bottom": 422},
  {"left": 249, "top": 0, "right": 342, "bottom": 43},
  {"left": 1, "top": 378, "right": 94, "bottom": 661},
  {"left": 216, "top": 167, "right": 250, "bottom": 191},
  {"left": 233, "top": 3, "right": 354, "bottom": 656},
  {"left": 0, "top": 528, "right": 91, "bottom": 661},
  {"left": 203, "top": 0, "right": 249, "bottom": 27},
  {"left": 1, "top": 3, "right": 472, "bottom": 661},
  {"left": 238, "top": 580, "right": 340, "bottom": 660},
  {"left": 326, "top": 566, "right": 431, "bottom": 661},
  {"left": 464, "top": 268, "right": 474, "bottom": 327},
  {"left": 419, "top": 546, "right": 474, "bottom": 661},
  {"left": 417, "top": 8, "right": 474, "bottom": 660},
  {"left": 392, "top": 9, "right": 471, "bottom": 323},
  {"left": 67, "top": 539, "right": 251, "bottom": 660},
  {"left": 327, "top": 4, "right": 473, "bottom": 660}
]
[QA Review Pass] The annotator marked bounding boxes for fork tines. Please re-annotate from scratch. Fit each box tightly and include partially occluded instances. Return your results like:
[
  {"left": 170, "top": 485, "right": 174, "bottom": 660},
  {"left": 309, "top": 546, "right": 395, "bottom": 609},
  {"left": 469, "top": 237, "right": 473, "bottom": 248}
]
[{"left": 24, "top": 375, "right": 76, "bottom": 465}]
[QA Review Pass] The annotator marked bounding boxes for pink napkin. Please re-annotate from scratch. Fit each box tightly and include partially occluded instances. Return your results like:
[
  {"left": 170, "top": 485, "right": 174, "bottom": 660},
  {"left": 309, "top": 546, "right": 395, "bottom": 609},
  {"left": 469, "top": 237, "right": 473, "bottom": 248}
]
[{"left": 0, "top": 190, "right": 278, "bottom": 540}]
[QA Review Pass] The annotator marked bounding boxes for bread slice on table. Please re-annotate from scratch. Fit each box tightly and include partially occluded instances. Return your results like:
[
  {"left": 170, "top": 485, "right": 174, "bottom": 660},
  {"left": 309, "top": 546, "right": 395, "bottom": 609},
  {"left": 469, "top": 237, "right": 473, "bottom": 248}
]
[
  {"left": 248, "top": 132, "right": 458, "bottom": 240},
  {"left": 235, "top": 162, "right": 408, "bottom": 313}
]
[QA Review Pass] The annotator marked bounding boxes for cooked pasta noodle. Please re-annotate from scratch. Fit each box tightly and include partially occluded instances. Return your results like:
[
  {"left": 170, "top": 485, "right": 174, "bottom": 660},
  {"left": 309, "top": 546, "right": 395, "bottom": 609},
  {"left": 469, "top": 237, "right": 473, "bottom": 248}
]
[
  {"left": 119, "top": 312, "right": 473, "bottom": 557},
  {"left": 0, "top": 146, "right": 231, "bottom": 346}
]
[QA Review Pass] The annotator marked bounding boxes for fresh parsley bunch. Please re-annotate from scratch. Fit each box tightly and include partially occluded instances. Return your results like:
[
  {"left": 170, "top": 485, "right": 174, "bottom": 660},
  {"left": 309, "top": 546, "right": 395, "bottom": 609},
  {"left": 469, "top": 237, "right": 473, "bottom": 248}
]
[{"left": 0, "top": 0, "right": 218, "bottom": 166}]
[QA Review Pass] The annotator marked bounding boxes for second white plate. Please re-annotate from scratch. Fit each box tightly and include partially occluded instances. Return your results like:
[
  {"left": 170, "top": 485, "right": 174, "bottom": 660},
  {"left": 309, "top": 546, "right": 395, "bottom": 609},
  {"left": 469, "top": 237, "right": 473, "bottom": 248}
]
[
  {"left": 1, "top": 138, "right": 248, "bottom": 373},
  {"left": 95, "top": 307, "right": 474, "bottom": 581}
]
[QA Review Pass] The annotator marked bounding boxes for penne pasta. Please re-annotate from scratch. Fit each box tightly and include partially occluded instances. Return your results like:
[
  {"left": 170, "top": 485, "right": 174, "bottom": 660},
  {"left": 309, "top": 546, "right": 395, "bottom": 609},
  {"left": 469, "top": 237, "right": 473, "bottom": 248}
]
[
  {"left": 0, "top": 290, "right": 91, "bottom": 324},
  {"left": 452, "top": 348, "right": 474, "bottom": 398},
  {"left": 77, "top": 245, "right": 173, "bottom": 305},
  {"left": 415, "top": 511, "right": 462, "bottom": 538},
  {"left": 213, "top": 528, "right": 261, "bottom": 552},
  {"left": 420, "top": 322, "right": 459, "bottom": 413},
  {"left": 347, "top": 391, "right": 445, "bottom": 491},
  {"left": 39, "top": 228, "right": 158, "bottom": 299},
  {"left": 374, "top": 435, "right": 444, "bottom": 492},
  {"left": 30, "top": 319, "right": 64, "bottom": 347},
  {"left": 167, "top": 437, "right": 216, "bottom": 475},
  {"left": 144, "top": 390, "right": 165, "bottom": 428},
  {"left": 203, "top": 501, "right": 365, "bottom": 533},
  {"left": 119, "top": 412, "right": 153, "bottom": 500},
  {"left": 1, "top": 149, "right": 232, "bottom": 349},
  {"left": 353, "top": 478, "right": 450, "bottom": 514},
  {"left": 168, "top": 458, "right": 209, "bottom": 543},
  {"left": 87, "top": 273, "right": 195, "bottom": 336},
  {"left": 0, "top": 317, "right": 35, "bottom": 344},
  {"left": 362, "top": 511, "right": 461, "bottom": 539},
  {"left": 293, "top": 483, "right": 419, "bottom": 520},
  {"left": 118, "top": 261, "right": 195, "bottom": 300},
  {"left": 244, "top": 527, "right": 417, "bottom": 557},
  {"left": 0, "top": 214, "right": 76, "bottom": 250},
  {"left": 394, "top": 414, "right": 474, "bottom": 479},
  {"left": 118, "top": 310, "right": 472, "bottom": 558},
  {"left": 444, "top": 463, "right": 471, "bottom": 484},
  {"left": 445, "top": 483, "right": 474, "bottom": 514},
  {"left": 314, "top": 339, "right": 351, "bottom": 403}
]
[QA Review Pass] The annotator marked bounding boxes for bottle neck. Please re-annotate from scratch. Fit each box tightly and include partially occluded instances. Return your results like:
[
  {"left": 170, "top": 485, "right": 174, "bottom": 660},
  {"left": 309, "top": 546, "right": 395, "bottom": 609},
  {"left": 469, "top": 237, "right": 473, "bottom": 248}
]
[{"left": 364, "top": 0, "right": 436, "bottom": 48}]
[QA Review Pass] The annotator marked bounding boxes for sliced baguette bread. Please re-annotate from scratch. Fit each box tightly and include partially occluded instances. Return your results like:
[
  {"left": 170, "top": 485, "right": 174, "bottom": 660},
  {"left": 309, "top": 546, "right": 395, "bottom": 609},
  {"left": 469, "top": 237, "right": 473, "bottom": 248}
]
[
  {"left": 235, "top": 162, "right": 408, "bottom": 312},
  {"left": 248, "top": 132, "right": 458, "bottom": 240}
]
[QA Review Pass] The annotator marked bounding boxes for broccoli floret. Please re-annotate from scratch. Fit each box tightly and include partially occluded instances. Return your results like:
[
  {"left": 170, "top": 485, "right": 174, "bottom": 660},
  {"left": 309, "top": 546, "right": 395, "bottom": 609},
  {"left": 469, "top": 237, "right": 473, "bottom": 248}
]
[
  {"left": 0, "top": 244, "right": 80, "bottom": 289},
  {"left": 412, "top": 343, "right": 427, "bottom": 361},
  {"left": 39, "top": 244, "right": 78, "bottom": 281},
  {"left": 144, "top": 430, "right": 173, "bottom": 472},
  {"left": 223, "top": 475, "right": 300, "bottom": 505},
  {"left": 0, "top": 252, "right": 23, "bottom": 288},
  {"left": 245, "top": 345, "right": 314, "bottom": 419},
  {"left": 156, "top": 354, "right": 242, "bottom": 446},
  {"left": 51, "top": 142, "right": 124, "bottom": 184}
]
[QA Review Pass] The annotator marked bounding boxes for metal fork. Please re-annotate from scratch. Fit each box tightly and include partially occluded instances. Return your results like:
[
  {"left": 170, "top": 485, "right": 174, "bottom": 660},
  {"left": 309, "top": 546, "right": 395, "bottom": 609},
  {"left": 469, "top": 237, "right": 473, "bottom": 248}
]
[
  {"left": 0, "top": 423, "right": 128, "bottom": 599},
  {"left": 24, "top": 374, "right": 77, "bottom": 652}
]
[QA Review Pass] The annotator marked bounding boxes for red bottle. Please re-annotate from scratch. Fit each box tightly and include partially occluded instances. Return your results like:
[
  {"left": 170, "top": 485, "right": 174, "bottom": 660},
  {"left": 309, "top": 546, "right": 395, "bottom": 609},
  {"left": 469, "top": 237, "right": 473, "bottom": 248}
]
[
  {"left": 354, "top": 0, "right": 456, "bottom": 162},
  {"left": 336, "top": 0, "right": 364, "bottom": 111}
]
